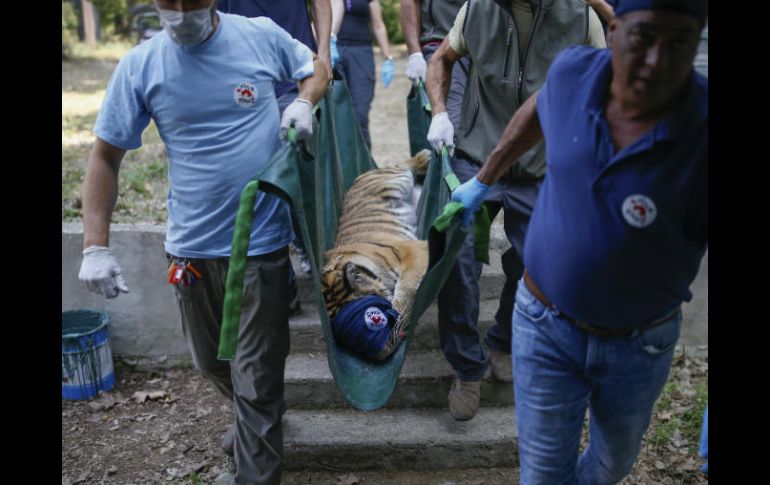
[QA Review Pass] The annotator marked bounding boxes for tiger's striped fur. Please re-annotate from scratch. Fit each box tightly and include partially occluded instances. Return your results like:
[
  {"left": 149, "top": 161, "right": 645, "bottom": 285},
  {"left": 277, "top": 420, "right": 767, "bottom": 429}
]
[{"left": 321, "top": 149, "right": 432, "bottom": 360}]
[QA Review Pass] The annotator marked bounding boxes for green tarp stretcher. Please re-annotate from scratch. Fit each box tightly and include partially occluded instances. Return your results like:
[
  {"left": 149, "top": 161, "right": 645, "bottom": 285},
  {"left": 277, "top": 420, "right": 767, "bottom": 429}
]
[
  {"left": 406, "top": 80, "right": 432, "bottom": 158},
  {"left": 218, "top": 78, "right": 488, "bottom": 411}
]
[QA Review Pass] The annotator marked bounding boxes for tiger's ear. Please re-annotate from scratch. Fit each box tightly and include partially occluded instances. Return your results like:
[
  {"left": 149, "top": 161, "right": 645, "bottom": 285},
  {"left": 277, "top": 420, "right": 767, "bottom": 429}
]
[{"left": 343, "top": 262, "right": 375, "bottom": 291}]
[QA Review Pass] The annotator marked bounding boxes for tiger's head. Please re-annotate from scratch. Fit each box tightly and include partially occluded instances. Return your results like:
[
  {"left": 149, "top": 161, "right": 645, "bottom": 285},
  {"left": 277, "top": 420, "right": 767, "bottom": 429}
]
[{"left": 321, "top": 251, "right": 397, "bottom": 319}]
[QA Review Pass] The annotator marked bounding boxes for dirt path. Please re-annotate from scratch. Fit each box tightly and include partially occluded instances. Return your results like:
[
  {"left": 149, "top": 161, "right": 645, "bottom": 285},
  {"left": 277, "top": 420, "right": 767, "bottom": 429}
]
[{"left": 368, "top": 46, "right": 413, "bottom": 169}]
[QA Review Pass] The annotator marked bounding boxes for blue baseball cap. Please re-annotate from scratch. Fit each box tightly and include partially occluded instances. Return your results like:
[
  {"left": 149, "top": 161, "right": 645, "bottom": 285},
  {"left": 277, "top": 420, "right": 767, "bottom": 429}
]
[
  {"left": 331, "top": 295, "right": 400, "bottom": 360},
  {"left": 614, "top": 0, "right": 707, "bottom": 24}
]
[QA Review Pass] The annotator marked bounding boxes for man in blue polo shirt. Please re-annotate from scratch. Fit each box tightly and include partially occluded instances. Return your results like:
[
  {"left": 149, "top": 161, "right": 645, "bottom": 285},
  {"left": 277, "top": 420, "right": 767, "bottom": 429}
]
[
  {"left": 77, "top": 1, "right": 329, "bottom": 483},
  {"left": 450, "top": 0, "right": 707, "bottom": 482}
]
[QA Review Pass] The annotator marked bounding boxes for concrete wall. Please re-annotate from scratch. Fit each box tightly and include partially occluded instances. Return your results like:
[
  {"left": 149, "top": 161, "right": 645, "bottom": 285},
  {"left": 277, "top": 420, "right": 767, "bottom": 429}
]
[
  {"left": 63, "top": 223, "right": 707, "bottom": 359},
  {"left": 62, "top": 223, "right": 189, "bottom": 361}
]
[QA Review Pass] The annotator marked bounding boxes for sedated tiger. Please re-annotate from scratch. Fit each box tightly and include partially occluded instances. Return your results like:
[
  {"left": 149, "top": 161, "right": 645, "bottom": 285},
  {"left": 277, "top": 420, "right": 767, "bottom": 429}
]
[{"left": 321, "top": 149, "right": 432, "bottom": 361}]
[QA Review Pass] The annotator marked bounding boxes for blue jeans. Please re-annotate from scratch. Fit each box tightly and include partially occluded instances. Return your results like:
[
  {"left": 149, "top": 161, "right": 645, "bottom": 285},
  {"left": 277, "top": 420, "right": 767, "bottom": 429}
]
[{"left": 512, "top": 278, "right": 681, "bottom": 484}]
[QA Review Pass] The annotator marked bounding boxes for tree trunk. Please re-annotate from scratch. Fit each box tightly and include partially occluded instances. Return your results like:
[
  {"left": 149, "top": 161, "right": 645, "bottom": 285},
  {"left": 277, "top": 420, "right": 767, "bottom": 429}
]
[{"left": 81, "top": 0, "right": 97, "bottom": 45}]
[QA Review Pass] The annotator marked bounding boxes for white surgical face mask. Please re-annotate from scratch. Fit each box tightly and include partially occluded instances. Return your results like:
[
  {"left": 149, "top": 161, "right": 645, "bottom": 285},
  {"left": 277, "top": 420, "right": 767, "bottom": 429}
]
[{"left": 158, "top": 7, "right": 213, "bottom": 46}]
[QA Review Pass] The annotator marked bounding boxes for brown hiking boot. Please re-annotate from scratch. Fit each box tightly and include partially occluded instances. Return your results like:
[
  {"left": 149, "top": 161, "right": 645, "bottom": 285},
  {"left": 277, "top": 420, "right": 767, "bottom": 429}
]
[
  {"left": 448, "top": 378, "right": 481, "bottom": 421},
  {"left": 490, "top": 350, "right": 513, "bottom": 383}
]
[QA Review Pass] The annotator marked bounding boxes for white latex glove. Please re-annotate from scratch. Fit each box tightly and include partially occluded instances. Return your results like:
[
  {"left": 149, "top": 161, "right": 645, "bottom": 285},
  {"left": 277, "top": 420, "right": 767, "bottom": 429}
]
[
  {"left": 427, "top": 111, "right": 455, "bottom": 155},
  {"left": 280, "top": 98, "right": 314, "bottom": 141},
  {"left": 79, "top": 246, "right": 130, "bottom": 299},
  {"left": 406, "top": 52, "right": 427, "bottom": 82}
]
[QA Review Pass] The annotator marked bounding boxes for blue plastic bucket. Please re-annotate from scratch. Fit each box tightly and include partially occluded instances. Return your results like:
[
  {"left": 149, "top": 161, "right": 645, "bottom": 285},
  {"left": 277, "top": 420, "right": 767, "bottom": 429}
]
[{"left": 62, "top": 309, "right": 116, "bottom": 400}]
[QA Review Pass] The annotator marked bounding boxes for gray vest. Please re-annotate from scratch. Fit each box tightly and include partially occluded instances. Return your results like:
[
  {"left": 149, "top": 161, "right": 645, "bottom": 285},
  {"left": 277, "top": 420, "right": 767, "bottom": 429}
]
[
  {"left": 420, "top": 0, "right": 466, "bottom": 44},
  {"left": 456, "top": 0, "right": 588, "bottom": 180}
]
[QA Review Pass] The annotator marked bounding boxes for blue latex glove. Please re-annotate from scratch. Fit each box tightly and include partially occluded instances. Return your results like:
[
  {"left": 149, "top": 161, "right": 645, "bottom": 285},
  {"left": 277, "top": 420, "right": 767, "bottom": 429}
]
[
  {"left": 451, "top": 176, "right": 490, "bottom": 227},
  {"left": 381, "top": 58, "right": 394, "bottom": 87},
  {"left": 330, "top": 34, "right": 340, "bottom": 67},
  {"left": 699, "top": 405, "right": 708, "bottom": 474}
]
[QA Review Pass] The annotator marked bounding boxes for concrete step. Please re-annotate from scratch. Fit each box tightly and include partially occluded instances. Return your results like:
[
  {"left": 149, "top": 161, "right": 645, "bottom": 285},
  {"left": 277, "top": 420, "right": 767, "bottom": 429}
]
[
  {"left": 285, "top": 350, "right": 513, "bottom": 409},
  {"left": 289, "top": 298, "right": 500, "bottom": 354},
  {"left": 283, "top": 406, "right": 518, "bottom": 471}
]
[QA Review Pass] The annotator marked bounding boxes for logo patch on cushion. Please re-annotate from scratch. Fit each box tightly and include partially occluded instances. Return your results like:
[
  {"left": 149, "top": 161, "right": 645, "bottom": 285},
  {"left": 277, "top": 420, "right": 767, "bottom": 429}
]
[{"left": 364, "top": 307, "right": 388, "bottom": 330}]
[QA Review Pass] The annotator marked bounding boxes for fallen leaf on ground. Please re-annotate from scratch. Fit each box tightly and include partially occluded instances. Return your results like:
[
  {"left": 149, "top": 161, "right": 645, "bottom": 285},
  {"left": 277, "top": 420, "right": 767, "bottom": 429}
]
[{"left": 335, "top": 473, "right": 361, "bottom": 485}]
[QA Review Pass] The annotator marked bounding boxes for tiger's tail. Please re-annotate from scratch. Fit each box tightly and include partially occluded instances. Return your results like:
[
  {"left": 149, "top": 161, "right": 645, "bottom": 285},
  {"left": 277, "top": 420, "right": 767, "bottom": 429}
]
[{"left": 390, "top": 148, "right": 431, "bottom": 175}]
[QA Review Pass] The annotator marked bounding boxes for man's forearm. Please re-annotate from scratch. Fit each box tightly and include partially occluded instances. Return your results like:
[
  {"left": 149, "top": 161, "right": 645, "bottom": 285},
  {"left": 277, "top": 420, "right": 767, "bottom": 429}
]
[
  {"left": 331, "top": 0, "right": 344, "bottom": 35},
  {"left": 82, "top": 139, "right": 125, "bottom": 248},
  {"left": 426, "top": 38, "right": 459, "bottom": 113},
  {"left": 312, "top": 0, "right": 333, "bottom": 70},
  {"left": 477, "top": 92, "right": 543, "bottom": 185},
  {"left": 298, "top": 56, "right": 331, "bottom": 104},
  {"left": 587, "top": 0, "right": 615, "bottom": 23},
  {"left": 400, "top": 0, "right": 422, "bottom": 54}
]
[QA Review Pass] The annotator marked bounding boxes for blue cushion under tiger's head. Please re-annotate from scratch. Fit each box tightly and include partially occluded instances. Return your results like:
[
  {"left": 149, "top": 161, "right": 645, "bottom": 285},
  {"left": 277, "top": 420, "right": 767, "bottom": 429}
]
[{"left": 331, "top": 295, "right": 400, "bottom": 360}]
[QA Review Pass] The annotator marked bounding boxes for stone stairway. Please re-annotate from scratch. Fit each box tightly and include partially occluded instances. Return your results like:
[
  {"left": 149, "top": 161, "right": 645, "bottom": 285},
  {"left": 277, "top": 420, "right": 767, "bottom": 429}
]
[{"left": 282, "top": 245, "right": 519, "bottom": 471}]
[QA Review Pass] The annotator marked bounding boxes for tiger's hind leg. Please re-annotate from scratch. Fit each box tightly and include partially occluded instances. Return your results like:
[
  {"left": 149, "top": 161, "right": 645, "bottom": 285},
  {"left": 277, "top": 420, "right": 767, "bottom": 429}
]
[{"left": 375, "top": 239, "right": 429, "bottom": 360}]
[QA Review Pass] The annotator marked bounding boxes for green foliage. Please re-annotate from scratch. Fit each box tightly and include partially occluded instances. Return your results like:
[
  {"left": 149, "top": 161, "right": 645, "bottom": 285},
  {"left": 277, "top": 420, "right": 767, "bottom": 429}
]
[
  {"left": 62, "top": 1, "right": 79, "bottom": 59},
  {"left": 91, "top": 0, "right": 136, "bottom": 39},
  {"left": 92, "top": 0, "right": 125, "bottom": 38},
  {"left": 380, "top": 0, "right": 404, "bottom": 44}
]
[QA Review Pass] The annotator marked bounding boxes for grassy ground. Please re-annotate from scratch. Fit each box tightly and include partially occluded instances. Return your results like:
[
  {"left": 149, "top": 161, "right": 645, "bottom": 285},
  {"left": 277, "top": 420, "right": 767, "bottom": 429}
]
[{"left": 62, "top": 41, "right": 169, "bottom": 223}]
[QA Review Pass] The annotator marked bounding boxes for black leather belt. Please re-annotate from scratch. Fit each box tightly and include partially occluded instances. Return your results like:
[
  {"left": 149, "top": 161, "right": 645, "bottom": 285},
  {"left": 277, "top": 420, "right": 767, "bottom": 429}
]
[{"left": 522, "top": 270, "right": 679, "bottom": 339}]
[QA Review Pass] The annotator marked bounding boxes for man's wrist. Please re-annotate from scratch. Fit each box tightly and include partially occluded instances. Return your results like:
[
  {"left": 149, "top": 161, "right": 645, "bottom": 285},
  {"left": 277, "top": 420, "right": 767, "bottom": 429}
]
[
  {"left": 83, "top": 245, "right": 110, "bottom": 255},
  {"left": 471, "top": 176, "right": 490, "bottom": 190}
]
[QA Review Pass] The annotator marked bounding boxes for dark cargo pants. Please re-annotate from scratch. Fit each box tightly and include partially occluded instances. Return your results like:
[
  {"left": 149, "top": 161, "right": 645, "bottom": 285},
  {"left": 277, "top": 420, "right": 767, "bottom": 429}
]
[
  {"left": 170, "top": 247, "right": 291, "bottom": 485},
  {"left": 437, "top": 156, "right": 541, "bottom": 381}
]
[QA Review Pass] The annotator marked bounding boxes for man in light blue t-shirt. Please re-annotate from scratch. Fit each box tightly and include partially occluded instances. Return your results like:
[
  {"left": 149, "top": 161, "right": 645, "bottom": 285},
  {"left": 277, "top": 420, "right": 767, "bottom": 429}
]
[{"left": 77, "top": 1, "right": 329, "bottom": 483}]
